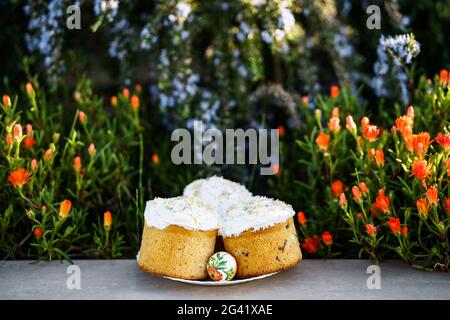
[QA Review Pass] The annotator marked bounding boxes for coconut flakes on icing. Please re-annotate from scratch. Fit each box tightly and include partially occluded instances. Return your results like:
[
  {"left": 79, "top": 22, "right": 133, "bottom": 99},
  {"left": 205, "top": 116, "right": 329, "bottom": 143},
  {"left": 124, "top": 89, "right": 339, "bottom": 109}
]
[
  {"left": 183, "top": 176, "right": 253, "bottom": 218},
  {"left": 220, "top": 196, "right": 295, "bottom": 237},
  {"left": 144, "top": 196, "right": 219, "bottom": 231}
]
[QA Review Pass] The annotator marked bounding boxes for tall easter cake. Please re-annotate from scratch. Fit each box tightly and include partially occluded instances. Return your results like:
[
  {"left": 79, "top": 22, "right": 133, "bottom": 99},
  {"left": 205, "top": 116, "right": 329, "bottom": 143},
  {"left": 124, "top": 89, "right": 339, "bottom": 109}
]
[{"left": 138, "top": 196, "right": 219, "bottom": 280}]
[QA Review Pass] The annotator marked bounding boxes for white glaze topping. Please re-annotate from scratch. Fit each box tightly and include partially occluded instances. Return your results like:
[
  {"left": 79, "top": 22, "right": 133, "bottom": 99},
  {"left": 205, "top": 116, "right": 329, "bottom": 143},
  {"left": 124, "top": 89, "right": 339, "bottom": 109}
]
[
  {"left": 220, "top": 196, "right": 294, "bottom": 237},
  {"left": 183, "top": 176, "right": 253, "bottom": 219},
  {"left": 144, "top": 196, "right": 219, "bottom": 231}
]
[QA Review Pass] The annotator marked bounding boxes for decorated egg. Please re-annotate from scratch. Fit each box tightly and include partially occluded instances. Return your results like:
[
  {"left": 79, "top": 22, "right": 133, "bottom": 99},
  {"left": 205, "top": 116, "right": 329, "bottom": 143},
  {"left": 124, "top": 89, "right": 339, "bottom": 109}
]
[{"left": 207, "top": 251, "right": 237, "bottom": 281}]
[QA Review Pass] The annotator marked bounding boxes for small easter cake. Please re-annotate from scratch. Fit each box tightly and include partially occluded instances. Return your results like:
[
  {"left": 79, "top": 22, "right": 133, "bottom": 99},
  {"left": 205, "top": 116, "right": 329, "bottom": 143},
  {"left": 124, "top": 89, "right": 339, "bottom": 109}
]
[
  {"left": 138, "top": 196, "right": 219, "bottom": 280},
  {"left": 221, "top": 196, "right": 302, "bottom": 278}
]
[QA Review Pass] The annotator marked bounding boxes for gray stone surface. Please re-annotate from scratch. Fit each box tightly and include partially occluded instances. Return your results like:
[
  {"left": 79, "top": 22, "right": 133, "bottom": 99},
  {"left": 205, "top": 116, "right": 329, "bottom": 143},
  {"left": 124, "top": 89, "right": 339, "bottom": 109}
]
[{"left": 0, "top": 259, "right": 448, "bottom": 300}]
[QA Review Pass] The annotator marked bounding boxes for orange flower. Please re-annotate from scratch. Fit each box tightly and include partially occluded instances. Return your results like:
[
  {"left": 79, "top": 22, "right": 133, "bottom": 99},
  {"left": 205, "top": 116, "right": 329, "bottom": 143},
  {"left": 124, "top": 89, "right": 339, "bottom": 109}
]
[
  {"left": 405, "top": 135, "right": 414, "bottom": 153},
  {"left": 435, "top": 133, "right": 450, "bottom": 151},
  {"left": 358, "top": 182, "right": 369, "bottom": 194},
  {"left": 345, "top": 115, "right": 357, "bottom": 134},
  {"left": 445, "top": 198, "right": 450, "bottom": 215},
  {"left": 339, "top": 193, "right": 347, "bottom": 208},
  {"left": 321, "top": 231, "right": 333, "bottom": 246},
  {"left": 426, "top": 186, "right": 438, "bottom": 206},
  {"left": 315, "top": 132, "right": 330, "bottom": 151},
  {"left": 416, "top": 198, "right": 429, "bottom": 217},
  {"left": 411, "top": 159, "right": 432, "bottom": 182},
  {"left": 104, "top": 211, "right": 112, "bottom": 231},
  {"left": 365, "top": 223, "right": 377, "bottom": 237},
  {"left": 302, "top": 236, "right": 320, "bottom": 254},
  {"left": 352, "top": 186, "right": 362, "bottom": 203},
  {"left": 330, "top": 85, "right": 340, "bottom": 98},
  {"left": 387, "top": 217, "right": 401, "bottom": 235},
  {"left": 439, "top": 69, "right": 449, "bottom": 86},
  {"left": 78, "top": 111, "right": 87, "bottom": 123},
  {"left": 412, "top": 132, "right": 430, "bottom": 157},
  {"left": 297, "top": 211, "right": 307, "bottom": 225},
  {"left": 2, "top": 95, "right": 11, "bottom": 108},
  {"left": 395, "top": 116, "right": 413, "bottom": 139},
  {"left": 375, "top": 149, "right": 384, "bottom": 167},
  {"left": 23, "top": 136, "right": 36, "bottom": 149},
  {"left": 131, "top": 95, "right": 140, "bottom": 110},
  {"left": 34, "top": 227, "right": 43, "bottom": 239},
  {"left": 328, "top": 117, "right": 341, "bottom": 134},
  {"left": 277, "top": 125, "right": 286, "bottom": 138},
  {"left": 362, "top": 125, "right": 380, "bottom": 142},
  {"left": 8, "top": 168, "right": 31, "bottom": 189},
  {"left": 31, "top": 158, "right": 38, "bottom": 171},
  {"left": 122, "top": 88, "right": 130, "bottom": 99},
  {"left": 373, "top": 189, "right": 390, "bottom": 214},
  {"left": 59, "top": 199, "right": 72, "bottom": 219},
  {"left": 360, "top": 116, "right": 370, "bottom": 131},
  {"left": 73, "top": 156, "right": 82, "bottom": 171},
  {"left": 44, "top": 148, "right": 53, "bottom": 161},
  {"left": 331, "top": 180, "right": 344, "bottom": 197},
  {"left": 111, "top": 96, "right": 118, "bottom": 107},
  {"left": 26, "top": 82, "right": 35, "bottom": 97},
  {"left": 401, "top": 226, "right": 408, "bottom": 236}
]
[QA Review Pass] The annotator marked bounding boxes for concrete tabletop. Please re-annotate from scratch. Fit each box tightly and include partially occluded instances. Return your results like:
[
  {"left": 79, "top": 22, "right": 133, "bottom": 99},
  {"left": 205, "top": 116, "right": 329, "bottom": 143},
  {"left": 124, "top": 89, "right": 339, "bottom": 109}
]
[{"left": 0, "top": 259, "right": 448, "bottom": 300}]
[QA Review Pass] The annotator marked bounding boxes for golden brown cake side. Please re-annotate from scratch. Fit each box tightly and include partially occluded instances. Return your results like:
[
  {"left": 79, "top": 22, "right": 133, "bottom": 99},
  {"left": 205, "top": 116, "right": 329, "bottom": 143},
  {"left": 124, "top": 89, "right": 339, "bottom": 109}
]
[
  {"left": 223, "top": 217, "right": 302, "bottom": 278},
  {"left": 138, "top": 224, "right": 217, "bottom": 280}
]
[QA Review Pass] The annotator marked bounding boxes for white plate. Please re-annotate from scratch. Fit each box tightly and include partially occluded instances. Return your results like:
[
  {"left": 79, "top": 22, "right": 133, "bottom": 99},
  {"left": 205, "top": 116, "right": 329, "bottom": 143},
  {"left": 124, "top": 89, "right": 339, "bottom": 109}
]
[{"left": 162, "top": 272, "right": 278, "bottom": 286}]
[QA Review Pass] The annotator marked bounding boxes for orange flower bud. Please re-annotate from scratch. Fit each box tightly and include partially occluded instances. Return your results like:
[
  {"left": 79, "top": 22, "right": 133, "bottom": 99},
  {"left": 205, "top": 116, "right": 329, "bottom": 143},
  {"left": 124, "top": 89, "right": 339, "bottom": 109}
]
[
  {"left": 426, "top": 186, "right": 438, "bottom": 206},
  {"left": 111, "top": 96, "right": 118, "bottom": 107},
  {"left": 6, "top": 133, "right": 12, "bottom": 146},
  {"left": 301, "top": 96, "right": 309, "bottom": 105},
  {"left": 365, "top": 223, "right": 377, "bottom": 237},
  {"left": 2, "top": 95, "right": 11, "bottom": 108},
  {"left": 321, "top": 231, "right": 333, "bottom": 246},
  {"left": 104, "top": 210, "right": 112, "bottom": 231},
  {"left": 26, "top": 82, "right": 35, "bottom": 97},
  {"left": 401, "top": 226, "right": 408, "bottom": 236},
  {"left": 352, "top": 186, "right": 362, "bottom": 202},
  {"left": 339, "top": 193, "right": 347, "bottom": 208},
  {"left": 330, "top": 85, "right": 340, "bottom": 98},
  {"left": 375, "top": 149, "right": 384, "bottom": 167},
  {"left": 387, "top": 217, "right": 401, "bottom": 235},
  {"left": 277, "top": 125, "right": 286, "bottom": 138},
  {"left": 78, "top": 111, "right": 87, "bottom": 123},
  {"left": 406, "top": 105, "right": 414, "bottom": 119},
  {"left": 331, "top": 180, "right": 344, "bottom": 197},
  {"left": 13, "top": 124, "right": 22, "bottom": 141},
  {"left": 135, "top": 84, "right": 142, "bottom": 92},
  {"left": 360, "top": 116, "right": 370, "bottom": 130},
  {"left": 31, "top": 158, "right": 38, "bottom": 171},
  {"left": 131, "top": 95, "right": 140, "bottom": 110},
  {"left": 271, "top": 163, "right": 281, "bottom": 176},
  {"left": 59, "top": 199, "right": 72, "bottom": 219},
  {"left": 445, "top": 198, "right": 450, "bottom": 215},
  {"left": 152, "top": 153, "right": 160, "bottom": 165},
  {"left": 374, "top": 189, "right": 390, "bottom": 214},
  {"left": 315, "top": 132, "right": 330, "bottom": 151},
  {"left": 34, "top": 227, "right": 43, "bottom": 239},
  {"left": 297, "top": 211, "right": 307, "bottom": 225},
  {"left": 73, "top": 156, "right": 82, "bottom": 171},
  {"left": 327, "top": 117, "right": 341, "bottom": 134},
  {"left": 358, "top": 182, "right": 369, "bottom": 194},
  {"left": 44, "top": 148, "right": 53, "bottom": 161},
  {"left": 88, "top": 143, "right": 96, "bottom": 156},
  {"left": 416, "top": 198, "right": 429, "bottom": 217},
  {"left": 439, "top": 69, "right": 449, "bottom": 86},
  {"left": 331, "top": 107, "right": 339, "bottom": 118},
  {"left": 345, "top": 115, "right": 357, "bottom": 133},
  {"left": 122, "top": 88, "right": 130, "bottom": 99}
]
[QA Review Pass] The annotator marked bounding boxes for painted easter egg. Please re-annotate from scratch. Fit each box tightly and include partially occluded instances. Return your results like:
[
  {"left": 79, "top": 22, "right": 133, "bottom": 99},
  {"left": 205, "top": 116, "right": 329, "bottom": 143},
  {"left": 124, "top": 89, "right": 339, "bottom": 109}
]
[{"left": 207, "top": 251, "right": 237, "bottom": 281}]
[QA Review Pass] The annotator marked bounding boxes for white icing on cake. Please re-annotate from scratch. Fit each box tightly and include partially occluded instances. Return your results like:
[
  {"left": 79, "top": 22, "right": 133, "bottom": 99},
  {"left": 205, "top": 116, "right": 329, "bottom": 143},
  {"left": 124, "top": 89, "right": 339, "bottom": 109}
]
[
  {"left": 183, "top": 176, "right": 253, "bottom": 219},
  {"left": 144, "top": 196, "right": 219, "bottom": 231},
  {"left": 220, "top": 196, "right": 294, "bottom": 237}
]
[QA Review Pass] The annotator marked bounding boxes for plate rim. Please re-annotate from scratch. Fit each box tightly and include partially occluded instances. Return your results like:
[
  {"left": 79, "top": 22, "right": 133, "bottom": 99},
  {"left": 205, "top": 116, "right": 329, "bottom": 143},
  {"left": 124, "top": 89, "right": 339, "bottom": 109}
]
[{"left": 161, "top": 272, "right": 278, "bottom": 286}]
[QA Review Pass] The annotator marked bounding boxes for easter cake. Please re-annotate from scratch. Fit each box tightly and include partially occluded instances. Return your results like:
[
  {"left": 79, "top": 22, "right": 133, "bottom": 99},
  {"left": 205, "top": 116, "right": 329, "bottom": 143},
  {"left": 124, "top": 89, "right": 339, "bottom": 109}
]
[{"left": 138, "top": 196, "right": 219, "bottom": 280}]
